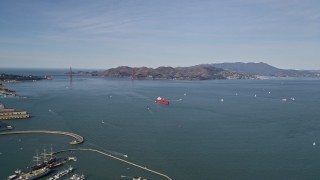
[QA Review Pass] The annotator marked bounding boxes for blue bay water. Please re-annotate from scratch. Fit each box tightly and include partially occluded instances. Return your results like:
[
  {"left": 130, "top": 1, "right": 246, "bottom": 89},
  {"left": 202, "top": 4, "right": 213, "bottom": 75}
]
[{"left": 1, "top": 70, "right": 320, "bottom": 179}]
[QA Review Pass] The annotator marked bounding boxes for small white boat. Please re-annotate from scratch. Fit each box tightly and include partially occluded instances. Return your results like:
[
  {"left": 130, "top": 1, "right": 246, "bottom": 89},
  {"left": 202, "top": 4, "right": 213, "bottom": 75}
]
[
  {"left": 68, "top": 156, "right": 77, "bottom": 161},
  {"left": 7, "top": 174, "right": 17, "bottom": 180}
]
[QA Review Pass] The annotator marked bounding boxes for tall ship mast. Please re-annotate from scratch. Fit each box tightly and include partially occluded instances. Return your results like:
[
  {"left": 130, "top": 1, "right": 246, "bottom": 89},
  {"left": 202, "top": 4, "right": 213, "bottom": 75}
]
[
  {"left": 33, "top": 150, "right": 41, "bottom": 166},
  {"left": 41, "top": 146, "right": 48, "bottom": 163},
  {"left": 31, "top": 146, "right": 57, "bottom": 171}
]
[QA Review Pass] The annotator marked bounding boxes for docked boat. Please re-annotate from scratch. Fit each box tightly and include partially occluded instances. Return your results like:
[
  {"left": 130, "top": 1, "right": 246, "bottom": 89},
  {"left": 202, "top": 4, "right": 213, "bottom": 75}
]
[
  {"left": 31, "top": 146, "right": 74, "bottom": 170},
  {"left": 17, "top": 167, "right": 51, "bottom": 180},
  {"left": 155, "top": 97, "right": 169, "bottom": 105},
  {"left": 7, "top": 174, "right": 17, "bottom": 180},
  {"left": 47, "top": 166, "right": 74, "bottom": 180},
  {"left": 68, "top": 156, "right": 77, "bottom": 161},
  {"left": 47, "top": 156, "right": 76, "bottom": 169},
  {"left": 7, "top": 146, "right": 69, "bottom": 180},
  {"left": 69, "top": 174, "right": 85, "bottom": 180},
  {"left": 0, "top": 121, "right": 13, "bottom": 131},
  {"left": 47, "top": 158, "right": 65, "bottom": 169},
  {"left": 31, "top": 147, "right": 57, "bottom": 171}
]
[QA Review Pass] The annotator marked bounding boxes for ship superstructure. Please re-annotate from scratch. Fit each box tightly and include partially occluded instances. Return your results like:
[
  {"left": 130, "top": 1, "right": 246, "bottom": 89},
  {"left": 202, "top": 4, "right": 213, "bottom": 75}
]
[
  {"left": 155, "top": 97, "right": 169, "bottom": 105},
  {"left": 17, "top": 167, "right": 51, "bottom": 180}
]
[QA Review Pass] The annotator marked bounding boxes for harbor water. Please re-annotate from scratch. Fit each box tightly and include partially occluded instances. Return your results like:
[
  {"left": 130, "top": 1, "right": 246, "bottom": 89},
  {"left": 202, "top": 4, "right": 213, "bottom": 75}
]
[{"left": 1, "top": 69, "right": 320, "bottom": 179}]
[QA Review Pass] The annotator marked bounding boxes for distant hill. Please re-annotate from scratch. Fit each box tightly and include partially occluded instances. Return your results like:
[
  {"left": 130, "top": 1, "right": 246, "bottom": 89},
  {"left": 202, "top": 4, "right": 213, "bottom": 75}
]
[
  {"left": 94, "top": 66, "right": 255, "bottom": 80},
  {"left": 92, "top": 63, "right": 320, "bottom": 80},
  {"left": 308, "top": 70, "right": 320, "bottom": 73},
  {"left": 0, "top": 73, "right": 47, "bottom": 82},
  {"left": 207, "top": 62, "right": 319, "bottom": 77}
]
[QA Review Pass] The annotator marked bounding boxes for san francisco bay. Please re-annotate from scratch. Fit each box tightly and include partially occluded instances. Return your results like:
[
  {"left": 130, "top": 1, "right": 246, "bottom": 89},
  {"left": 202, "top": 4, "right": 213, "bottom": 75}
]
[{"left": 1, "top": 69, "right": 320, "bottom": 179}]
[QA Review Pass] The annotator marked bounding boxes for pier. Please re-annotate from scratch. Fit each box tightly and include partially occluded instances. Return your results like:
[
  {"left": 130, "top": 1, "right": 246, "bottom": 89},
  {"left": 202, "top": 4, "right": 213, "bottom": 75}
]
[
  {"left": 54, "top": 148, "right": 173, "bottom": 180},
  {"left": 1, "top": 131, "right": 172, "bottom": 179},
  {"left": 0, "top": 130, "right": 84, "bottom": 145}
]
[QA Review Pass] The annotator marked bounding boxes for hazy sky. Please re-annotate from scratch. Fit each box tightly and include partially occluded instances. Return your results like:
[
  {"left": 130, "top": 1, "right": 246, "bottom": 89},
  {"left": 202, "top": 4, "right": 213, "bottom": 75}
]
[{"left": 0, "top": 0, "right": 319, "bottom": 69}]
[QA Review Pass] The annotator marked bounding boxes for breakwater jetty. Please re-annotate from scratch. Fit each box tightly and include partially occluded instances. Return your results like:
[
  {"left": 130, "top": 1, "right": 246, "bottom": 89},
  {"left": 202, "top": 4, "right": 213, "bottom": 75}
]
[
  {"left": 54, "top": 148, "right": 173, "bottom": 180},
  {"left": 0, "top": 130, "right": 84, "bottom": 145}
]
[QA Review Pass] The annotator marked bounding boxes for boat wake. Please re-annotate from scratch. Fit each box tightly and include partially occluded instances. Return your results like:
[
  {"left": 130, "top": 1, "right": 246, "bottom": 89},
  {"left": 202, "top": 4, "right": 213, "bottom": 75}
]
[
  {"left": 167, "top": 98, "right": 182, "bottom": 102},
  {"left": 146, "top": 107, "right": 153, "bottom": 113},
  {"left": 48, "top": 108, "right": 58, "bottom": 115},
  {"left": 121, "top": 175, "right": 132, "bottom": 179},
  {"left": 86, "top": 142, "right": 128, "bottom": 158},
  {"left": 107, "top": 150, "right": 128, "bottom": 158}
]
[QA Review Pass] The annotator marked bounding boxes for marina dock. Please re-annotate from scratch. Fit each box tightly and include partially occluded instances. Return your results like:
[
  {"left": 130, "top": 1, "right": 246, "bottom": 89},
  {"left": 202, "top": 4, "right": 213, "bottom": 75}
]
[
  {"left": 1, "top": 131, "right": 172, "bottom": 179},
  {"left": 0, "top": 130, "right": 84, "bottom": 144},
  {"left": 54, "top": 148, "right": 173, "bottom": 180}
]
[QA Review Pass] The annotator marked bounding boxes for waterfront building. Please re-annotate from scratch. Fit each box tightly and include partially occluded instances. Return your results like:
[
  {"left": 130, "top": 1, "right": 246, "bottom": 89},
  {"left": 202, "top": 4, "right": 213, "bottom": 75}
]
[{"left": 0, "top": 104, "right": 29, "bottom": 120}]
